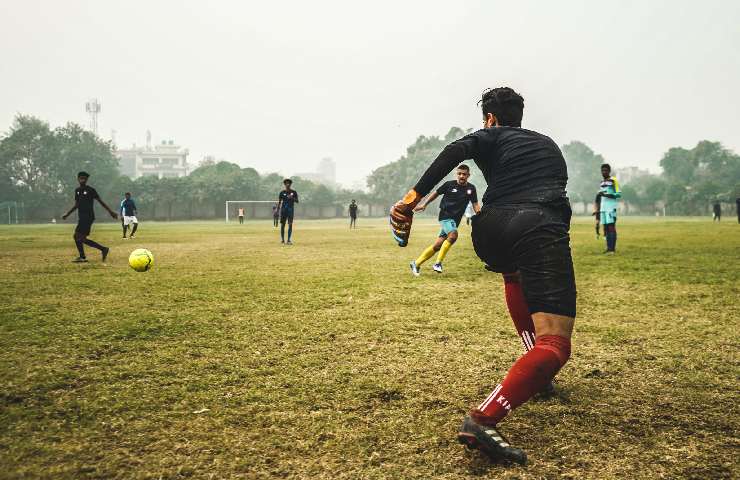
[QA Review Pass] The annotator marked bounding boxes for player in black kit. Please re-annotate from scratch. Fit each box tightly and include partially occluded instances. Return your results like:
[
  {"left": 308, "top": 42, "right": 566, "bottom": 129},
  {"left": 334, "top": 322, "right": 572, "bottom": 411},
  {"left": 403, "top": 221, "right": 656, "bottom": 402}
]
[
  {"left": 389, "top": 87, "right": 576, "bottom": 464},
  {"left": 62, "top": 171, "right": 118, "bottom": 263},
  {"left": 410, "top": 164, "right": 479, "bottom": 275}
]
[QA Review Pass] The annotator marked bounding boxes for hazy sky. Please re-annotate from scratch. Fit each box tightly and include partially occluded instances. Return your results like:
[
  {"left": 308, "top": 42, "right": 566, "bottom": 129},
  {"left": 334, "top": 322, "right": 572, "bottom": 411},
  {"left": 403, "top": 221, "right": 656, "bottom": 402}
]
[{"left": 2, "top": 0, "right": 739, "bottom": 188}]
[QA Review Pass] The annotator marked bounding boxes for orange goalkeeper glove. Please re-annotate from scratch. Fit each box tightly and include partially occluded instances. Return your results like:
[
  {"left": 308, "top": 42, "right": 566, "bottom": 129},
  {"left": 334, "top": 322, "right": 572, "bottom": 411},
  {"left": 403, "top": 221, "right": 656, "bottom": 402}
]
[{"left": 390, "top": 189, "right": 421, "bottom": 247}]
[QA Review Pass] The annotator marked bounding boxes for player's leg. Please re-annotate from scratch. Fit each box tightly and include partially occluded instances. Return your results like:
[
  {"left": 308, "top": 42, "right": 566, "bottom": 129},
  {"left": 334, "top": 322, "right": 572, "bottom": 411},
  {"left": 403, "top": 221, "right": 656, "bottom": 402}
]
[
  {"left": 122, "top": 217, "right": 128, "bottom": 238},
  {"left": 73, "top": 230, "right": 87, "bottom": 262},
  {"left": 502, "top": 272, "right": 536, "bottom": 351},
  {"left": 280, "top": 218, "right": 286, "bottom": 243},
  {"left": 434, "top": 224, "right": 457, "bottom": 273},
  {"left": 411, "top": 235, "right": 445, "bottom": 275},
  {"left": 130, "top": 219, "right": 138, "bottom": 238},
  {"left": 286, "top": 213, "right": 294, "bottom": 244},
  {"left": 463, "top": 204, "right": 575, "bottom": 461}
]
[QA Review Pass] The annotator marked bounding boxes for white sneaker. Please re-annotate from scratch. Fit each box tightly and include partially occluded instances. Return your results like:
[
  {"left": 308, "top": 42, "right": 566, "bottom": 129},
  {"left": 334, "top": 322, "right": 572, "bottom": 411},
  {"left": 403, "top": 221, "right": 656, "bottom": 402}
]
[
  {"left": 410, "top": 261, "right": 420, "bottom": 276},
  {"left": 433, "top": 262, "right": 443, "bottom": 273}
]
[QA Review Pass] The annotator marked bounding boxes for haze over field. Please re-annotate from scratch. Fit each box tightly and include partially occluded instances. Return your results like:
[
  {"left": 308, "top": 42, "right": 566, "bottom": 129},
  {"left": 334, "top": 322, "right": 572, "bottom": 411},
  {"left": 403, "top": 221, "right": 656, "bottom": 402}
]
[{"left": 1, "top": 0, "right": 739, "bottom": 187}]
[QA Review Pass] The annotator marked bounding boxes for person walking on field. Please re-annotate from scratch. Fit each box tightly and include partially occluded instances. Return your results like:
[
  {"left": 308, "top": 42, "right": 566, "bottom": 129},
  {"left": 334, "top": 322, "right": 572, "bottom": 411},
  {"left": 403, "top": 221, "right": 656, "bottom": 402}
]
[
  {"left": 62, "top": 171, "right": 118, "bottom": 263},
  {"left": 390, "top": 87, "right": 576, "bottom": 464},
  {"left": 272, "top": 203, "right": 279, "bottom": 227},
  {"left": 712, "top": 201, "right": 721, "bottom": 222},
  {"left": 349, "top": 199, "right": 358, "bottom": 229},
  {"left": 238, "top": 207, "right": 245, "bottom": 225},
  {"left": 736, "top": 197, "right": 740, "bottom": 224}
]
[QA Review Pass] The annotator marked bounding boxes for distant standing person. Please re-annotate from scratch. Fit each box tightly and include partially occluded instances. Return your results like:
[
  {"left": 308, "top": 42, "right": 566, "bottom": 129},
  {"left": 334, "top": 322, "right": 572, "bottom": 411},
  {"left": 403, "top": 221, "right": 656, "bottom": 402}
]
[
  {"left": 62, "top": 171, "right": 118, "bottom": 263},
  {"left": 272, "top": 203, "right": 279, "bottom": 227},
  {"left": 277, "top": 178, "right": 299, "bottom": 244},
  {"left": 736, "top": 197, "right": 740, "bottom": 224},
  {"left": 349, "top": 199, "right": 358, "bottom": 229},
  {"left": 598, "top": 163, "right": 621, "bottom": 253},
  {"left": 712, "top": 201, "right": 721, "bottom": 222},
  {"left": 238, "top": 207, "right": 245, "bottom": 225},
  {"left": 121, "top": 192, "right": 139, "bottom": 239}
]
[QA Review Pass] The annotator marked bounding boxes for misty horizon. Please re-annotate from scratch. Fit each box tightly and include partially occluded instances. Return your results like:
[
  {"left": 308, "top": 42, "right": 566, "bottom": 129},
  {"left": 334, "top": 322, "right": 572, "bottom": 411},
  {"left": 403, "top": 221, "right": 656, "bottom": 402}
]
[{"left": 2, "top": 0, "right": 739, "bottom": 188}]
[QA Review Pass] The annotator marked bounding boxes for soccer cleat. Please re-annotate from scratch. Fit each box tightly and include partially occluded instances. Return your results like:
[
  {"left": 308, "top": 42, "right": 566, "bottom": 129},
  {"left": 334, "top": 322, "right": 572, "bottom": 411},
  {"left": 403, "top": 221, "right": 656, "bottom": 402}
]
[
  {"left": 122, "top": 236, "right": 127, "bottom": 239},
  {"left": 287, "top": 240, "right": 293, "bottom": 245},
  {"left": 129, "top": 235, "right": 135, "bottom": 239},
  {"left": 72, "top": 257, "right": 88, "bottom": 263},
  {"left": 457, "top": 416, "right": 527, "bottom": 465},
  {"left": 432, "top": 262, "right": 443, "bottom": 273},
  {"left": 102, "top": 247, "right": 110, "bottom": 263},
  {"left": 410, "top": 261, "right": 420, "bottom": 276}
]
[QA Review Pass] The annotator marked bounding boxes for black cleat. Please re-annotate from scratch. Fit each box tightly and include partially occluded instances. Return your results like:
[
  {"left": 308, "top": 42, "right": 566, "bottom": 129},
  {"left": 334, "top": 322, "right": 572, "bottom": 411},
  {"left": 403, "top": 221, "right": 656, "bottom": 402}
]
[
  {"left": 457, "top": 416, "right": 527, "bottom": 465},
  {"left": 101, "top": 247, "right": 110, "bottom": 263},
  {"left": 72, "top": 257, "right": 88, "bottom": 263}
]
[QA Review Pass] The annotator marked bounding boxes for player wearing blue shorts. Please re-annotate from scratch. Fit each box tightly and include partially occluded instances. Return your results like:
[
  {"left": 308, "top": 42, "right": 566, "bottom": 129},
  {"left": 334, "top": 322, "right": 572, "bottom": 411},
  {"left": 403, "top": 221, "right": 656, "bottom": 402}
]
[
  {"left": 409, "top": 164, "right": 480, "bottom": 275},
  {"left": 598, "top": 164, "right": 621, "bottom": 253}
]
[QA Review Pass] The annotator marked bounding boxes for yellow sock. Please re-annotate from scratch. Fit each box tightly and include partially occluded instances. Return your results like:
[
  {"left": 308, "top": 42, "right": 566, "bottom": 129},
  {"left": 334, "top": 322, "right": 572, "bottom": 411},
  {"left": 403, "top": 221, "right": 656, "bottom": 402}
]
[
  {"left": 436, "top": 240, "right": 453, "bottom": 263},
  {"left": 415, "top": 245, "right": 436, "bottom": 266}
]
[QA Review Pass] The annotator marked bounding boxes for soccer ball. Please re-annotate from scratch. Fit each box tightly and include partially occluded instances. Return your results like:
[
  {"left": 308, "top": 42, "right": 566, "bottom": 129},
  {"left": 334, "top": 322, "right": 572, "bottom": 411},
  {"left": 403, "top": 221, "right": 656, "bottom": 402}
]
[{"left": 129, "top": 248, "right": 154, "bottom": 272}]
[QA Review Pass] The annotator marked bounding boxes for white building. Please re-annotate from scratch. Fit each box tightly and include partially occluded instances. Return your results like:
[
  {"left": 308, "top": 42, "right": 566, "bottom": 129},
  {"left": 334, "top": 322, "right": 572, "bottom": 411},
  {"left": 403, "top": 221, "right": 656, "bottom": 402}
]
[{"left": 116, "top": 134, "right": 190, "bottom": 179}]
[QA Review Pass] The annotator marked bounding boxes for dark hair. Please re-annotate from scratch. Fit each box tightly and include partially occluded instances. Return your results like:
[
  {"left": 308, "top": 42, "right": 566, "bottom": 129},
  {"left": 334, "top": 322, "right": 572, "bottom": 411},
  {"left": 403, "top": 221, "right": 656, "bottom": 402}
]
[
  {"left": 77, "top": 171, "right": 90, "bottom": 178},
  {"left": 478, "top": 87, "right": 524, "bottom": 127},
  {"left": 125, "top": 192, "right": 131, "bottom": 195},
  {"left": 601, "top": 164, "right": 611, "bottom": 171},
  {"left": 283, "top": 178, "right": 292, "bottom": 185},
  {"left": 457, "top": 164, "right": 470, "bottom": 171}
]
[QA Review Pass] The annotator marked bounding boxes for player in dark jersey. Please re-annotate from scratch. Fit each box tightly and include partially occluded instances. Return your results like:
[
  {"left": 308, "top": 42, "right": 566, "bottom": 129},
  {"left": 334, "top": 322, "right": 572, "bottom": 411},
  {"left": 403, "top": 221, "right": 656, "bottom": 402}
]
[
  {"left": 389, "top": 87, "right": 575, "bottom": 464},
  {"left": 62, "top": 171, "right": 118, "bottom": 263},
  {"left": 272, "top": 203, "right": 279, "bottom": 227},
  {"left": 349, "top": 200, "right": 358, "bottom": 229},
  {"left": 120, "top": 192, "right": 138, "bottom": 239},
  {"left": 277, "top": 178, "right": 299, "bottom": 244},
  {"left": 410, "top": 164, "right": 479, "bottom": 275}
]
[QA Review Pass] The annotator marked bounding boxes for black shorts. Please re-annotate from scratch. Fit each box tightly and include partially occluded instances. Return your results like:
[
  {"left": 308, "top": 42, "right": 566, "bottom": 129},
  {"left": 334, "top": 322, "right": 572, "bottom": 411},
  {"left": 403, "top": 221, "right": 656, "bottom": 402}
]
[
  {"left": 75, "top": 218, "right": 94, "bottom": 236},
  {"left": 471, "top": 201, "right": 576, "bottom": 317},
  {"left": 279, "top": 210, "right": 294, "bottom": 224}
]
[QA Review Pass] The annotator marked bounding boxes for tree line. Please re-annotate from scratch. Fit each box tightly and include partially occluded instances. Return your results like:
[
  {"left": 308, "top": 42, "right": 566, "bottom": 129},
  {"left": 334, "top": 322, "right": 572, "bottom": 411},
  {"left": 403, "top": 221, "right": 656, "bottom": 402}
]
[
  {"left": 2, "top": 114, "right": 738, "bottom": 221},
  {"left": 0, "top": 115, "right": 368, "bottom": 221}
]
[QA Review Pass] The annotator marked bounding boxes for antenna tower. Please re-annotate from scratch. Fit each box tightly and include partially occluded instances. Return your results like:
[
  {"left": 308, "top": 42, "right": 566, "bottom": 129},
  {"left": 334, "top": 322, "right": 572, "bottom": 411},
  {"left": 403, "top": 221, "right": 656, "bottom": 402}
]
[{"left": 85, "top": 98, "right": 101, "bottom": 135}]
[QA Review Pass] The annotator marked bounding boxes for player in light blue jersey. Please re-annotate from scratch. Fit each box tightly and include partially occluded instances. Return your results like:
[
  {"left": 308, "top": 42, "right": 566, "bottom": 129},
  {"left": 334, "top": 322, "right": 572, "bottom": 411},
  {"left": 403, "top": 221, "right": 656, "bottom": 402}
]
[{"left": 597, "top": 164, "right": 621, "bottom": 253}]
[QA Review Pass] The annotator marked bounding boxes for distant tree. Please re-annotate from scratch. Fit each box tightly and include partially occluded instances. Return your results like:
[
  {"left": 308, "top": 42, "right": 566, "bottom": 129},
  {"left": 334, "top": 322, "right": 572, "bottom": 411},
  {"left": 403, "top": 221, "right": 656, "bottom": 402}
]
[
  {"left": 0, "top": 115, "right": 118, "bottom": 220},
  {"left": 367, "top": 127, "right": 469, "bottom": 205},
  {"left": 561, "top": 141, "right": 605, "bottom": 204}
]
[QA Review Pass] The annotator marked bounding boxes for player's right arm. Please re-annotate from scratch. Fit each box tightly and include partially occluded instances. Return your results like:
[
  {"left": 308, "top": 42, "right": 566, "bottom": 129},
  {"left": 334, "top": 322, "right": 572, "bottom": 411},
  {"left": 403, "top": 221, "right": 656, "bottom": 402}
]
[
  {"left": 62, "top": 201, "right": 78, "bottom": 220},
  {"left": 414, "top": 191, "right": 439, "bottom": 212},
  {"left": 390, "top": 133, "right": 481, "bottom": 247}
]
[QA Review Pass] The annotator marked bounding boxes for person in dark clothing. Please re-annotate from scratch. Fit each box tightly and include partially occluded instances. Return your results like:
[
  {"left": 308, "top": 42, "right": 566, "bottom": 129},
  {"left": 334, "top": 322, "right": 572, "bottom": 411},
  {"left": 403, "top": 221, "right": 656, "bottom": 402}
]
[
  {"left": 389, "top": 87, "right": 575, "bottom": 464},
  {"left": 349, "top": 200, "right": 358, "bottom": 229},
  {"left": 120, "top": 192, "right": 139, "bottom": 238},
  {"left": 277, "top": 179, "right": 299, "bottom": 244},
  {"left": 736, "top": 198, "right": 740, "bottom": 224},
  {"left": 62, "top": 172, "right": 118, "bottom": 263},
  {"left": 712, "top": 201, "right": 721, "bottom": 222}
]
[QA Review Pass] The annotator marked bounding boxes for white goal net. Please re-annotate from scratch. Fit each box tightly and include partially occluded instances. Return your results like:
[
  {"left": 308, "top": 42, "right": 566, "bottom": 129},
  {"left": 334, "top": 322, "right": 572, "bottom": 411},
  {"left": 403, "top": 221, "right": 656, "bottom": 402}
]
[{"left": 225, "top": 201, "right": 276, "bottom": 222}]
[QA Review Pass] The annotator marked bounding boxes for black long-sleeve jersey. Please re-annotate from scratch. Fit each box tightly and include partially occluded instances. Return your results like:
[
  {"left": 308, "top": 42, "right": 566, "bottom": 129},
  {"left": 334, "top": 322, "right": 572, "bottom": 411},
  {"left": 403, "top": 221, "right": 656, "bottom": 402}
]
[{"left": 413, "top": 127, "right": 569, "bottom": 206}]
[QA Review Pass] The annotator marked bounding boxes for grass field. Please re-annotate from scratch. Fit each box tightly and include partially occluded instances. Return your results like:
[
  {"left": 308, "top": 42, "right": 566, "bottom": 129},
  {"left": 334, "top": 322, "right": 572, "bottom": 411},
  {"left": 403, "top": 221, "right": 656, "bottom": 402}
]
[{"left": 1, "top": 217, "right": 738, "bottom": 479}]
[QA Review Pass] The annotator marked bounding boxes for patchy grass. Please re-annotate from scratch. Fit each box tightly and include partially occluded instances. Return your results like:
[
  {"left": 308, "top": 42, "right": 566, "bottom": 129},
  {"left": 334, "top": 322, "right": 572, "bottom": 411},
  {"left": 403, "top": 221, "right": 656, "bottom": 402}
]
[{"left": 0, "top": 217, "right": 738, "bottom": 479}]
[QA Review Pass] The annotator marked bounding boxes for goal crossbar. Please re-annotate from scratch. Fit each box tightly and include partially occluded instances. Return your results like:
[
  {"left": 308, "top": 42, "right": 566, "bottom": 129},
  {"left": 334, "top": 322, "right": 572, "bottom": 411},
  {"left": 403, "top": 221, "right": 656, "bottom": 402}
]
[{"left": 225, "top": 200, "right": 275, "bottom": 222}]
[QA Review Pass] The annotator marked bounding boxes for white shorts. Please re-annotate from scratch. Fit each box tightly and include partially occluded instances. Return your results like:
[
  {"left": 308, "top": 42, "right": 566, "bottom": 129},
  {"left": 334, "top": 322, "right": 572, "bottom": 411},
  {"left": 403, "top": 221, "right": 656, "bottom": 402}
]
[{"left": 123, "top": 215, "right": 138, "bottom": 226}]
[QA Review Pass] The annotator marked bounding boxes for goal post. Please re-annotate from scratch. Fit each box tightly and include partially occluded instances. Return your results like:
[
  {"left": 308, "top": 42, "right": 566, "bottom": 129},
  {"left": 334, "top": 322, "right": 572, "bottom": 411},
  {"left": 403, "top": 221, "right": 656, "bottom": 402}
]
[{"left": 225, "top": 200, "right": 276, "bottom": 222}]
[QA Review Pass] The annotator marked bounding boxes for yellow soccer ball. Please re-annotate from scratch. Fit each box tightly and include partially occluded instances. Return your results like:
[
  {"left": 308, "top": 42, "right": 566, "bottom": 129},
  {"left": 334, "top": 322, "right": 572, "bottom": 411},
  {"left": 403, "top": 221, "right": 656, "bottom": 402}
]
[{"left": 128, "top": 248, "right": 154, "bottom": 272}]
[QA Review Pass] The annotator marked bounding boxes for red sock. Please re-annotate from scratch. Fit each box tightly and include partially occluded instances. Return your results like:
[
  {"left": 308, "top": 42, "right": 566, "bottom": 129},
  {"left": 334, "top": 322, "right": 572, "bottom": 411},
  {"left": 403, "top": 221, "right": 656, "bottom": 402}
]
[
  {"left": 503, "top": 273, "right": 536, "bottom": 351},
  {"left": 473, "top": 335, "right": 571, "bottom": 425}
]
